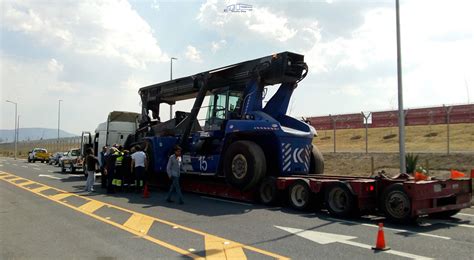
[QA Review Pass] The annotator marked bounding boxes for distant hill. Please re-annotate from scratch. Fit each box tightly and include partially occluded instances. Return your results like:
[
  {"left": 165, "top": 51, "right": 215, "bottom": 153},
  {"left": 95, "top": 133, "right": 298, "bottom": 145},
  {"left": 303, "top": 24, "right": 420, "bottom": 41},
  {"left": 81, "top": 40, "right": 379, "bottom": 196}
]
[{"left": 0, "top": 128, "right": 78, "bottom": 143}]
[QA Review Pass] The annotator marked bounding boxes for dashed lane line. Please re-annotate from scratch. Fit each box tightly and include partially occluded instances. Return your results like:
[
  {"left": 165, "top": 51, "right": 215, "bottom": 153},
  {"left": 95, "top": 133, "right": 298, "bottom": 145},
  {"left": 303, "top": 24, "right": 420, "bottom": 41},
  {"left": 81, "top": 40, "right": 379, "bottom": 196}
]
[{"left": 0, "top": 171, "right": 288, "bottom": 260}]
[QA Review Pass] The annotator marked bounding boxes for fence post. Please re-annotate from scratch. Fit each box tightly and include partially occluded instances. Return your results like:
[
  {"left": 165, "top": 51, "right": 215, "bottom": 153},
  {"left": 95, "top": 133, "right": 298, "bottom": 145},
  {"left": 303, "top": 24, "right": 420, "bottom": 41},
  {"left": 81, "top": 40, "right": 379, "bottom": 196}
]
[
  {"left": 444, "top": 105, "right": 453, "bottom": 154},
  {"left": 330, "top": 114, "right": 339, "bottom": 153}
]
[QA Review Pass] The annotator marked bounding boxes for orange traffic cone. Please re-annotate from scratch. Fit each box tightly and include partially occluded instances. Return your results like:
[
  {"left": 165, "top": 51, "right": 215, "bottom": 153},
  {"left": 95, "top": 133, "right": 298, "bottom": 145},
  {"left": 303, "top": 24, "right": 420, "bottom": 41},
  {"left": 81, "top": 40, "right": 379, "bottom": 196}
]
[
  {"left": 142, "top": 184, "right": 150, "bottom": 198},
  {"left": 372, "top": 223, "right": 390, "bottom": 251},
  {"left": 450, "top": 170, "right": 466, "bottom": 179}
]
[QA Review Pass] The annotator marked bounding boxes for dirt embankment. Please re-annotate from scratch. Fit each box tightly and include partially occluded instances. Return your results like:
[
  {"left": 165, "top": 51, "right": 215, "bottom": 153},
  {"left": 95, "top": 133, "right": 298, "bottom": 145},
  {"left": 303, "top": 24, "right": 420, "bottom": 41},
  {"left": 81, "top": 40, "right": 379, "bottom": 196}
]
[{"left": 322, "top": 152, "right": 474, "bottom": 178}]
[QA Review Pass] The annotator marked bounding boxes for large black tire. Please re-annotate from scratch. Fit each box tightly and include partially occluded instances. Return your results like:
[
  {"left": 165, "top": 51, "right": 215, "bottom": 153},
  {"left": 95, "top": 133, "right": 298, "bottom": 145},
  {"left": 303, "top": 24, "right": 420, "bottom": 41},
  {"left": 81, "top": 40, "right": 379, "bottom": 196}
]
[
  {"left": 259, "top": 177, "right": 279, "bottom": 205},
  {"left": 224, "top": 141, "right": 266, "bottom": 190},
  {"left": 429, "top": 209, "right": 461, "bottom": 219},
  {"left": 381, "top": 183, "right": 412, "bottom": 222},
  {"left": 61, "top": 163, "right": 66, "bottom": 173},
  {"left": 288, "top": 180, "right": 312, "bottom": 210},
  {"left": 309, "top": 146, "right": 324, "bottom": 175},
  {"left": 70, "top": 164, "right": 76, "bottom": 174},
  {"left": 325, "top": 182, "right": 356, "bottom": 218}
]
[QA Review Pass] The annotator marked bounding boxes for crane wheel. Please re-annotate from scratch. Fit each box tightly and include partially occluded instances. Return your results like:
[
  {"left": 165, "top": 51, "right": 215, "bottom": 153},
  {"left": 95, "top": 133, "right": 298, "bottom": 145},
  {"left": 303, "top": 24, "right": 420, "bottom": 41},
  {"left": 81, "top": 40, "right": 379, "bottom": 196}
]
[
  {"left": 309, "top": 146, "right": 324, "bottom": 175},
  {"left": 224, "top": 141, "right": 266, "bottom": 190}
]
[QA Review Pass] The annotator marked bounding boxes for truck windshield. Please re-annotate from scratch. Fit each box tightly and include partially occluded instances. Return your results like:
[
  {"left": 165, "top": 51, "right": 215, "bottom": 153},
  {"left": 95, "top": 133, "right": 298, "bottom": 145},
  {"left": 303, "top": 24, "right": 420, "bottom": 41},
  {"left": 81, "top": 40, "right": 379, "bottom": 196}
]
[{"left": 71, "top": 150, "right": 80, "bottom": 156}]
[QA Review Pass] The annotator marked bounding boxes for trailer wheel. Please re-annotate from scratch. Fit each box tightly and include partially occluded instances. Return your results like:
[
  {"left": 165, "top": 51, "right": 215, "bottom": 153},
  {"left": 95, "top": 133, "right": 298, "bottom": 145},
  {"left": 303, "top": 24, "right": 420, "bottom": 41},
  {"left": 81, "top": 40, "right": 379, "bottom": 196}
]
[
  {"left": 325, "top": 182, "right": 355, "bottom": 217},
  {"left": 381, "top": 183, "right": 411, "bottom": 222},
  {"left": 309, "top": 146, "right": 324, "bottom": 175},
  {"left": 288, "top": 180, "right": 311, "bottom": 210},
  {"left": 259, "top": 177, "right": 278, "bottom": 205},
  {"left": 224, "top": 141, "right": 266, "bottom": 190},
  {"left": 429, "top": 209, "right": 461, "bottom": 219}
]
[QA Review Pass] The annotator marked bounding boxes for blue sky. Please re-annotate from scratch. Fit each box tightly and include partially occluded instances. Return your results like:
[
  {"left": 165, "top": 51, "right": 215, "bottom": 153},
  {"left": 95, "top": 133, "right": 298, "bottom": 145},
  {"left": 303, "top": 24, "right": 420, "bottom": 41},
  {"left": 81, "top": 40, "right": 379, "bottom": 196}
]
[{"left": 1, "top": 0, "right": 473, "bottom": 135}]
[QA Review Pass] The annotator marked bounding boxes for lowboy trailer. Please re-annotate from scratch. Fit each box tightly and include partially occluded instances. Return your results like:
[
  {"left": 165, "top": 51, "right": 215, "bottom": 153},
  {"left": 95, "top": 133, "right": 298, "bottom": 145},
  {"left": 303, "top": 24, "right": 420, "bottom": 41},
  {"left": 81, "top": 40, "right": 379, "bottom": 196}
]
[{"left": 129, "top": 51, "right": 471, "bottom": 222}]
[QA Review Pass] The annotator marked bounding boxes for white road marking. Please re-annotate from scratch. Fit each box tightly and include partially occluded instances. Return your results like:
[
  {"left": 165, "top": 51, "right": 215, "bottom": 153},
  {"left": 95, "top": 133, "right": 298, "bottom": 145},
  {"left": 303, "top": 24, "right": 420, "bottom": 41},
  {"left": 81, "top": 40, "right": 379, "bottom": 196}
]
[
  {"left": 47, "top": 170, "right": 53, "bottom": 173},
  {"left": 326, "top": 217, "right": 451, "bottom": 240},
  {"left": 33, "top": 168, "right": 41, "bottom": 171},
  {"left": 22, "top": 166, "right": 28, "bottom": 168},
  {"left": 200, "top": 196, "right": 253, "bottom": 206},
  {"left": 275, "top": 226, "right": 433, "bottom": 260},
  {"left": 432, "top": 221, "right": 474, "bottom": 229},
  {"left": 38, "top": 174, "right": 62, "bottom": 180},
  {"left": 0, "top": 165, "right": 3, "bottom": 167},
  {"left": 12, "top": 164, "right": 18, "bottom": 166},
  {"left": 457, "top": 213, "right": 474, "bottom": 217}
]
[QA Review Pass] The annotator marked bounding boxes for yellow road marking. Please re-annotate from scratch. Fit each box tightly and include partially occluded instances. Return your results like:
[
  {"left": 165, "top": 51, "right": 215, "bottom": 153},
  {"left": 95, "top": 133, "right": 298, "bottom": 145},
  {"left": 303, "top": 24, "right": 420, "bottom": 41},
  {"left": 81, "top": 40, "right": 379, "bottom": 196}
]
[
  {"left": 0, "top": 171, "right": 288, "bottom": 259},
  {"left": 50, "top": 193, "right": 73, "bottom": 201},
  {"left": 205, "top": 235, "right": 247, "bottom": 260},
  {"left": 18, "top": 181, "right": 35, "bottom": 186},
  {"left": 29, "top": 186, "right": 50, "bottom": 193},
  {"left": 124, "top": 214, "right": 155, "bottom": 234},
  {"left": 79, "top": 200, "right": 105, "bottom": 213}
]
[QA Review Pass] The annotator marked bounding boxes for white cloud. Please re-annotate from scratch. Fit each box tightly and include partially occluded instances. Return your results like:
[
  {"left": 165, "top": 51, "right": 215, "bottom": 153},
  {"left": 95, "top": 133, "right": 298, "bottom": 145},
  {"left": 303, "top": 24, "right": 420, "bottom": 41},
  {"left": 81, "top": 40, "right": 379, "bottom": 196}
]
[
  {"left": 185, "top": 45, "right": 202, "bottom": 62},
  {"left": 197, "top": 0, "right": 297, "bottom": 42},
  {"left": 47, "top": 59, "right": 64, "bottom": 73},
  {"left": 211, "top": 40, "right": 227, "bottom": 53},
  {"left": 151, "top": 0, "right": 160, "bottom": 11},
  {"left": 1, "top": 0, "right": 168, "bottom": 69}
]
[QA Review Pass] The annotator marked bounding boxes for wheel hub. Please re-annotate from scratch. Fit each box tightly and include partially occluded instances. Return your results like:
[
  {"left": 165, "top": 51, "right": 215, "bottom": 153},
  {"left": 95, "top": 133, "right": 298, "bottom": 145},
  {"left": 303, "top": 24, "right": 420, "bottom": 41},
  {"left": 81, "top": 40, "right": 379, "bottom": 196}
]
[
  {"left": 328, "top": 188, "right": 348, "bottom": 213},
  {"left": 291, "top": 185, "right": 307, "bottom": 207},
  {"left": 387, "top": 192, "right": 410, "bottom": 218},
  {"left": 231, "top": 154, "right": 248, "bottom": 180}
]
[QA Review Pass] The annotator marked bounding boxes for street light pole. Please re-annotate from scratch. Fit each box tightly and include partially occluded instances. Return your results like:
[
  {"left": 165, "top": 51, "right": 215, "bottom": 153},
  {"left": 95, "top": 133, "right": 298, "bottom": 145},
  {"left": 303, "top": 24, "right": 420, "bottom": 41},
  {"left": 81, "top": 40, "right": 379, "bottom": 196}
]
[
  {"left": 396, "top": 0, "right": 406, "bottom": 174},
  {"left": 6, "top": 100, "right": 18, "bottom": 160},
  {"left": 170, "top": 57, "right": 177, "bottom": 120},
  {"left": 58, "top": 99, "right": 62, "bottom": 151}
]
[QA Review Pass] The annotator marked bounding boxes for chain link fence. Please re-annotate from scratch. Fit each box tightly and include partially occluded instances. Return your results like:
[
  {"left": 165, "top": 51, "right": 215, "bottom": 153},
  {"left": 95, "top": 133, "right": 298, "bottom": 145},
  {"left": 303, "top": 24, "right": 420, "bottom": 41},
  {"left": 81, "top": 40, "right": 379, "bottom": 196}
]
[{"left": 0, "top": 137, "right": 81, "bottom": 158}]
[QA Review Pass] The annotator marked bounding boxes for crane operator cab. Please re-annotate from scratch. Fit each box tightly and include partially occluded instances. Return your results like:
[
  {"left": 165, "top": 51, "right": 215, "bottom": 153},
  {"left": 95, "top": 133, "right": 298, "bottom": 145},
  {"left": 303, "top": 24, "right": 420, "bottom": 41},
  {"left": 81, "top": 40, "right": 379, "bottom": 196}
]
[{"left": 204, "top": 88, "right": 243, "bottom": 131}]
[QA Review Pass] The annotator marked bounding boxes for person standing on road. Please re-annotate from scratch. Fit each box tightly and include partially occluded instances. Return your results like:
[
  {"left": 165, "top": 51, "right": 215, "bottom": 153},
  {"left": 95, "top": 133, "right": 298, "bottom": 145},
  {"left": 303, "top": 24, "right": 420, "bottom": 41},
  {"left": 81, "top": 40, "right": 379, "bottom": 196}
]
[
  {"left": 121, "top": 150, "right": 132, "bottom": 191},
  {"left": 131, "top": 145, "right": 147, "bottom": 193},
  {"left": 165, "top": 145, "right": 184, "bottom": 204},
  {"left": 106, "top": 147, "right": 118, "bottom": 194},
  {"left": 85, "top": 148, "right": 99, "bottom": 192},
  {"left": 98, "top": 146, "right": 108, "bottom": 189}
]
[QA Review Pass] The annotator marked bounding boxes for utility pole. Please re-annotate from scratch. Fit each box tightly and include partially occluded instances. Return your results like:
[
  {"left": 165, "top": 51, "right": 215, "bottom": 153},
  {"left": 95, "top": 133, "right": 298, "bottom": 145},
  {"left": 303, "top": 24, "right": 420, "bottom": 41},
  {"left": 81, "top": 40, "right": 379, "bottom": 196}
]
[
  {"left": 6, "top": 100, "right": 18, "bottom": 160},
  {"left": 361, "top": 112, "right": 372, "bottom": 153},
  {"left": 58, "top": 99, "right": 62, "bottom": 151},
  {"left": 396, "top": 0, "right": 406, "bottom": 173},
  {"left": 170, "top": 57, "right": 177, "bottom": 120}
]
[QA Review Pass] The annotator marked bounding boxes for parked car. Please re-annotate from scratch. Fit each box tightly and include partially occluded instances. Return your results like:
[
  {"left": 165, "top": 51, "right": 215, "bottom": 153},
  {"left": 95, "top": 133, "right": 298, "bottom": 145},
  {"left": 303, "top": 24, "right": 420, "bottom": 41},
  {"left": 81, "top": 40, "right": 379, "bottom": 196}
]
[
  {"left": 28, "top": 148, "right": 49, "bottom": 163},
  {"left": 49, "top": 152, "right": 64, "bottom": 165},
  {"left": 60, "top": 148, "right": 83, "bottom": 173}
]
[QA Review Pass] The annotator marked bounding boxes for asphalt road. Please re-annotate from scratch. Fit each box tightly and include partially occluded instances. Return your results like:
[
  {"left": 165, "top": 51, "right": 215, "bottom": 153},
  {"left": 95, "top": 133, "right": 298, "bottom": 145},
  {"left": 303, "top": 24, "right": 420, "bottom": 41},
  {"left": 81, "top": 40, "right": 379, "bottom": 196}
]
[{"left": 1, "top": 157, "right": 473, "bottom": 260}]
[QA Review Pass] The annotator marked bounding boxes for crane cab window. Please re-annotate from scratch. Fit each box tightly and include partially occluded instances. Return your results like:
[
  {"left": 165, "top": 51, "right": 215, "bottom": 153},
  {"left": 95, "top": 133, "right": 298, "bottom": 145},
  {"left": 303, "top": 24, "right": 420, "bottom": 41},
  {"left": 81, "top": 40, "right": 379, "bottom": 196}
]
[{"left": 205, "top": 90, "right": 242, "bottom": 130}]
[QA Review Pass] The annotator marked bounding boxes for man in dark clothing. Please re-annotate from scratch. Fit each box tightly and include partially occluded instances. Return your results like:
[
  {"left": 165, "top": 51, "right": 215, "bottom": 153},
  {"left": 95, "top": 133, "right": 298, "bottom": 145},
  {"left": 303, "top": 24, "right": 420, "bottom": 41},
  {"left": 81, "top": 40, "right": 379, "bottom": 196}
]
[
  {"left": 105, "top": 147, "right": 118, "bottom": 194},
  {"left": 120, "top": 150, "right": 132, "bottom": 192},
  {"left": 85, "top": 148, "right": 99, "bottom": 192},
  {"left": 99, "top": 146, "right": 107, "bottom": 188}
]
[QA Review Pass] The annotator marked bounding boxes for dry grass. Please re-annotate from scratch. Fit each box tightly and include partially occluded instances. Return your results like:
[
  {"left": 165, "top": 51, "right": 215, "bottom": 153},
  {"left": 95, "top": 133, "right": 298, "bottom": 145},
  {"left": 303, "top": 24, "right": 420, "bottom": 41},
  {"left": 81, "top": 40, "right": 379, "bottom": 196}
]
[{"left": 314, "top": 123, "right": 474, "bottom": 153}]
